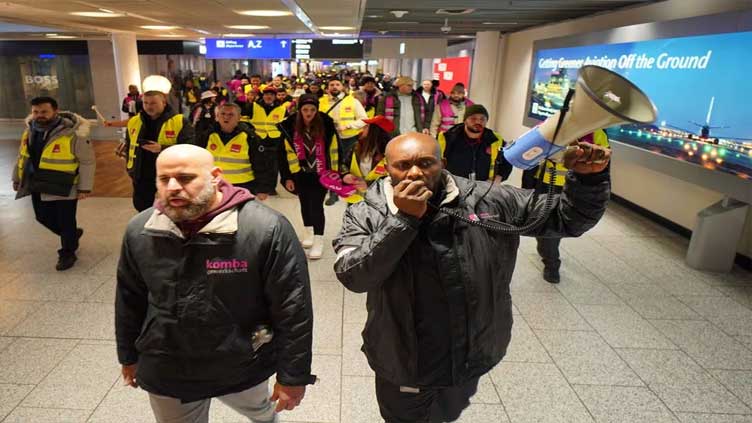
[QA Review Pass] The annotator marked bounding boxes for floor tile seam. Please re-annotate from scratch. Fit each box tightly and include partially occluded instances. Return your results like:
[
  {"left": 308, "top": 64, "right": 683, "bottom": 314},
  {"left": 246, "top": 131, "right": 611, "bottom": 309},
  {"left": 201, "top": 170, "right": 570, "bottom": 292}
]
[
  {"left": 647, "top": 317, "right": 752, "bottom": 354},
  {"left": 83, "top": 374, "right": 120, "bottom": 422},
  {"left": 706, "top": 368, "right": 752, "bottom": 412},
  {"left": 510, "top": 311, "right": 598, "bottom": 422},
  {"left": 2, "top": 299, "right": 53, "bottom": 336},
  {"left": 609, "top": 346, "right": 688, "bottom": 422},
  {"left": 672, "top": 297, "right": 752, "bottom": 346},
  {"left": 3, "top": 338, "right": 84, "bottom": 419}
]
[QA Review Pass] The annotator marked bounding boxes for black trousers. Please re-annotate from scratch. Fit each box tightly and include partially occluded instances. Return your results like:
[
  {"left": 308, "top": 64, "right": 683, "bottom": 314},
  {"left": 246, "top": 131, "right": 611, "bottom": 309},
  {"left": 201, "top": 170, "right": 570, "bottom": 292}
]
[
  {"left": 31, "top": 193, "right": 79, "bottom": 257},
  {"left": 257, "top": 136, "right": 281, "bottom": 190},
  {"left": 132, "top": 180, "right": 157, "bottom": 212},
  {"left": 536, "top": 237, "right": 562, "bottom": 269},
  {"left": 295, "top": 172, "right": 327, "bottom": 235},
  {"left": 375, "top": 375, "right": 479, "bottom": 423}
]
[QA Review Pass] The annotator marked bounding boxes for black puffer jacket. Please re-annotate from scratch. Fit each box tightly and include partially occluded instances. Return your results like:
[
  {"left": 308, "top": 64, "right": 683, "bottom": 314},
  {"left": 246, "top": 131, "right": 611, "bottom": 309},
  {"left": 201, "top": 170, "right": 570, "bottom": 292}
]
[
  {"left": 333, "top": 170, "right": 609, "bottom": 387},
  {"left": 116, "top": 200, "right": 316, "bottom": 402}
]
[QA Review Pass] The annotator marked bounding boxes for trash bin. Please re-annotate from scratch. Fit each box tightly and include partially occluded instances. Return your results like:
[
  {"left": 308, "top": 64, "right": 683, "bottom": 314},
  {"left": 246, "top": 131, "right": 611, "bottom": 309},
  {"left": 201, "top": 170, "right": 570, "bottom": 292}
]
[{"left": 686, "top": 198, "right": 749, "bottom": 273}]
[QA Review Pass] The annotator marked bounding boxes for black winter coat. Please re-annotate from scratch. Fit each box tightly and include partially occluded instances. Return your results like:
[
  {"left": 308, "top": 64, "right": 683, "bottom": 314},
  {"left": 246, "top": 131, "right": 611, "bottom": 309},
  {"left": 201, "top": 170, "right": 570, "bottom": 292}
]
[
  {"left": 333, "top": 170, "right": 609, "bottom": 387},
  {"left": 276, "top": 112, "right": 339, "bottom": 188},
  {"left": 115, "top": 200, "right": 316, "bottom": 402}
]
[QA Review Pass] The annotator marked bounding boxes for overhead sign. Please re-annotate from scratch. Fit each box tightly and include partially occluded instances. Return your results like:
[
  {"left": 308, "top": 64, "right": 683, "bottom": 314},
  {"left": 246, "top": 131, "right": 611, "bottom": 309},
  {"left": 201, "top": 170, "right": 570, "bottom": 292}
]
[
  {"left": 292, "top": 39, "right": 363, "bottom": 59},
  {"left": 205, "top": 38, "right": 291, "bottom": 59}
]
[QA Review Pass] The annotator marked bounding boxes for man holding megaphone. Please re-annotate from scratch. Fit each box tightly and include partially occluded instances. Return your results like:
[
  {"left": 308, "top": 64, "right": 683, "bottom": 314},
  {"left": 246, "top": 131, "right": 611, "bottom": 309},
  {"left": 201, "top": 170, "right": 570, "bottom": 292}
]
[{"left": 331, "top": 65, "right": 655, "bottom": 422}]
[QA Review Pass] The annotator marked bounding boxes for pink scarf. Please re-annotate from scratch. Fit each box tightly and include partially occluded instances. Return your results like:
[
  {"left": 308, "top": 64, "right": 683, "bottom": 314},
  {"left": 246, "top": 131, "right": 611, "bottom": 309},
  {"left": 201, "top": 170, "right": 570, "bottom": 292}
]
[{"left": 293, "top": 131, "right": 356, "bottom": 197}]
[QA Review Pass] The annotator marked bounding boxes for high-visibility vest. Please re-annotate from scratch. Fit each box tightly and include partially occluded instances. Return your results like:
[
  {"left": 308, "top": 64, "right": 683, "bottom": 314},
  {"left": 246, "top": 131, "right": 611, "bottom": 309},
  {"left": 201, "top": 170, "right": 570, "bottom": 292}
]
[
  {"left": 343, "top": 154, "right": 388, "bottom": 204},
  {"left": 335, "top": 96, "right": 360, "bottom": 138},
  {"left": 437, "top": 99, "right": 473, "bottom": 133},
  {"left": 17, "top": 130, "right": 79, "bottom": 184},
  {"left": 126, "top": 114, "right": 184, "bottom": 170},
  {"left": 438, "top": 130, "right": 505, "bottom": 180},
  {"left": 366, "top": 107, "right": 375, "bottom": 119},
  {"left": 284, "top": 133, "right": 339, "bottom": 176},
  {"left": 535, "top": 129, "right": 610, "bottom": 186},
  {"left": 250, "top": 103, "right": 285, "bottom": 139},
  {"left": 206, "top": 131, "right": 254, "bottom": 184}
]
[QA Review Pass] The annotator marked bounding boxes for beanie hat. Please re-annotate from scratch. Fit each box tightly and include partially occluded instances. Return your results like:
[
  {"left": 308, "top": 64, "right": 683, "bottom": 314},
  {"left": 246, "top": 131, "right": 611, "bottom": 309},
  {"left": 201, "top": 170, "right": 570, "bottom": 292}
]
[
  {"left": 450, "top": 83, "right": 466, "bottom": 94},
  {"left": 464, "top": 104, "right": 489, "bottom": 121},
  {"left": 297, "top": 94, "right": 319, "bottom": 110}
]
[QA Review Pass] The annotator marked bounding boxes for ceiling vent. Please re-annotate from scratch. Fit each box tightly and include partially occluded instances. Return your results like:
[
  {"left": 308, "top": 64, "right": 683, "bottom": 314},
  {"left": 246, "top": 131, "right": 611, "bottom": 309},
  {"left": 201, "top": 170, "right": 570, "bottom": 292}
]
[{"left": 436, "top": 8, "right": 476, "bottom": 15}]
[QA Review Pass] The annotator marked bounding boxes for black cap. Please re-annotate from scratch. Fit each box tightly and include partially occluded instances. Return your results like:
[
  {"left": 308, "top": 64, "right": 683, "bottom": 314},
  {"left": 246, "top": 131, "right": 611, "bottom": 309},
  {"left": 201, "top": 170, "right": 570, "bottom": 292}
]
[{"left": 297, "top": 94, "right": 319, "bottom": 109}]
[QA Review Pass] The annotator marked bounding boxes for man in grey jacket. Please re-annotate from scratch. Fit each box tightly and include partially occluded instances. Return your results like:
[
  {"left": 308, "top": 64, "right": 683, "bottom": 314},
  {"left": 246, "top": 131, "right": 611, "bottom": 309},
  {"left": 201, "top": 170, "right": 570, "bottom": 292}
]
[
  {"left": 116, "top": 145, "right": 315, "bottom": 423},
  {"left": 12, "top": 97, "right": 96, "bottom": 271},
  {"left": 333, "top": 132, "right": 610, "bottom": 422}
]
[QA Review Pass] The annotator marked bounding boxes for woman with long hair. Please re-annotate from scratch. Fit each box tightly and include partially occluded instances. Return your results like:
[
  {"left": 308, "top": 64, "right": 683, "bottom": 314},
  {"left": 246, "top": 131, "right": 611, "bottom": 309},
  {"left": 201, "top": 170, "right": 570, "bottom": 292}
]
[
  {"left": 341, "top": 115, "right": 395, "bottom": 204},
  {"left": 277, "top": 94, "right": 340, "bottom": 259}
]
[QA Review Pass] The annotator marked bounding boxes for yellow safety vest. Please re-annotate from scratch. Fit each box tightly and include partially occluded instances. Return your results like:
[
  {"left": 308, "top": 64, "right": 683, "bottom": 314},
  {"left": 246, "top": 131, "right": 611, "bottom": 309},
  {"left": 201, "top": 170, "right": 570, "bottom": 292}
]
[
  {"left": 126, "top": 114, "right": 184, "bottom": 170},
  {"left": 366, "top": 107, "right": 375, "bottom": 119},
  {"left": 206, "top": 132, "right": 254, "bottom": 184},
  {"left": 250, "top": 103, "right": 285, "bottom": 139},
  {"left": 16, "top": 130, "right": 79, "bottom": 183},
  {"left": 284, "top": 133, "right": 339, "bottom": 176},
  {"left": 536, "top": 129, "right": 610, "bottom": 186},
  {"left": 320, "top": 95, "right": 360, "bottom": 138},
  {"left": 438, "top": 130, "right": 505, "bottom": 180},
  {"left": 344, "top": 154, "right": 388, "bottom": 204}
]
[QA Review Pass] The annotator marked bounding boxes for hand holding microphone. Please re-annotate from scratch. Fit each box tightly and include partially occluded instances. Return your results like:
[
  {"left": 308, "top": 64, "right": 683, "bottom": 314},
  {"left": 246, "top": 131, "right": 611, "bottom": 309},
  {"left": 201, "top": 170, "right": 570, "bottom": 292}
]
[{"left": 393, "top": 179, "right": 432, "bottom": 219}]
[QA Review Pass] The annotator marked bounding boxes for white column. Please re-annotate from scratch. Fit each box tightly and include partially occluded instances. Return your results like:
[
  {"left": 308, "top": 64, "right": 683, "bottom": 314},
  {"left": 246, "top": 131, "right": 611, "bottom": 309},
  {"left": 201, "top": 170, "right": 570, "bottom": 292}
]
[
  {"left": 111, "top": 33, "right": 141, "bottom": 120},
  {"left": 469, "top": 31, "right": 504, "bottom": 120},
  {"left": 86, "top": 40, "right": 121, "bottom": 139}
]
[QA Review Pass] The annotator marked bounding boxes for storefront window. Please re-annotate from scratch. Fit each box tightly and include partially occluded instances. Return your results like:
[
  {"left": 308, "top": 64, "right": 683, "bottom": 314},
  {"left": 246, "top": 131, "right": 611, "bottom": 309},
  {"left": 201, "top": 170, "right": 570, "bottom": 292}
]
[{"left": 0, "top": 54, "right": 95, "bottom": 119}]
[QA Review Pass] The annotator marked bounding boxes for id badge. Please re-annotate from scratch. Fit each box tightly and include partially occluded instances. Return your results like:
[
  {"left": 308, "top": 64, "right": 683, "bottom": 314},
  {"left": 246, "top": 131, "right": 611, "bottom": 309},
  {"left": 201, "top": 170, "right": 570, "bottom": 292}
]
[{"left": 469, "top": 172, "right": 476, "bottom": 181}]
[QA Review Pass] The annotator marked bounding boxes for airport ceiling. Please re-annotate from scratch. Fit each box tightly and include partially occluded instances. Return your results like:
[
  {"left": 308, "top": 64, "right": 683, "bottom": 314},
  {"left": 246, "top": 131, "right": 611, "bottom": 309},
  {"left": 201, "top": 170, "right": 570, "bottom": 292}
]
[{"left": 0, "top": 0, "right": 659, "bottom": 41}]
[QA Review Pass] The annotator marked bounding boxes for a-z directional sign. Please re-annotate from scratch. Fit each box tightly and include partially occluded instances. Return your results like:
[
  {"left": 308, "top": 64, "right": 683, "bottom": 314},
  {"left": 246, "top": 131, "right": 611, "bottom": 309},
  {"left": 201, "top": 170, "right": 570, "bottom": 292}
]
[{"left": 205, "top": 38, "right": 292, "bottom": 59}]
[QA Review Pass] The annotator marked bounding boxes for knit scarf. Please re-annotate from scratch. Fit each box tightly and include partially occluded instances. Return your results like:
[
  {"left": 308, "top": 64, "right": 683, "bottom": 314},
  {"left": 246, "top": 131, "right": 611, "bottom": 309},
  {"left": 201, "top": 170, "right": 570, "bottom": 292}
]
[{"left": 293, "top": 131, "right": 326, "bottom": 176}]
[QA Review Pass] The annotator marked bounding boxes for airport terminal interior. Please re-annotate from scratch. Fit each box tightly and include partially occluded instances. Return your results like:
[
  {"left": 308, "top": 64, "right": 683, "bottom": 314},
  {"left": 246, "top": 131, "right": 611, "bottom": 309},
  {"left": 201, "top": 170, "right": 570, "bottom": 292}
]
[{"left": 1, "top": 0, "right": 752, "bottom": 422}]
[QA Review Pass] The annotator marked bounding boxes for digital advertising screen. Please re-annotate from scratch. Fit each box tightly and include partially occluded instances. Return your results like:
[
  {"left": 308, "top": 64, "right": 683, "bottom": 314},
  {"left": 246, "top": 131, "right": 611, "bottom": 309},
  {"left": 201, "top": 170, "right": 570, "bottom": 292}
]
[
  {"left": 528, "top": 31, "right": 752, "bottom": 180},
  {"left": 205, "top": 38, "right": 291, "bottom": 59},
  {"left": 292, "top": 39, "right": 363, "bottom": 59}
]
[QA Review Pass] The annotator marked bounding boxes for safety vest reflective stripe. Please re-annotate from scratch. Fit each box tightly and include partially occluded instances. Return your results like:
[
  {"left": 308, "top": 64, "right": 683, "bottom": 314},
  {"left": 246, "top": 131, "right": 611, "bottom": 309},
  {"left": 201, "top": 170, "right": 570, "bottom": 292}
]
[
  {"left": 250, "top": 103, "right": 285, "bottom": 139},
  {"left": 286, "top": 142, "right": 301, "bottom": 174},
  {"left": 206, "top": 132, "right": 254, "bottom": 184},
  {"left": 215, "top": 157, "right": 249, "bottom": 164},
  {"left": 17, "top": 129, "right": 79, "bottom": 182},
  {"left": 535, "top": 129, "right": 610, "bottom": 186},
  {"left": 40, "top": 157, "right": 77, "bottom": 166},
  {"left": 222, "top": 167, "right": 253, "bottom": 175},
  {"left": 126, "top": 114, "right": 184, "bottom": 170}
]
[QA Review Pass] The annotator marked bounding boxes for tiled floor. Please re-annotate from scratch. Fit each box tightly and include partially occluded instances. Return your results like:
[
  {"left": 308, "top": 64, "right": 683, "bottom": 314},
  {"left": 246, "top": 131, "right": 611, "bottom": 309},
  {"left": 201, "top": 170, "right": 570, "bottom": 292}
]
[{"left": 1, "top": 142, "right": 752, "bottom": 422}]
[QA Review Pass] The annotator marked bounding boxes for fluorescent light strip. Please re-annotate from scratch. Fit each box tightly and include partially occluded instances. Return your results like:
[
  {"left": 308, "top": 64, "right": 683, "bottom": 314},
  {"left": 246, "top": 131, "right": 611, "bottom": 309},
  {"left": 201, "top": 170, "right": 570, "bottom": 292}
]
[{"left": 279, "top": 0, "right": 320, "bottom": 35}]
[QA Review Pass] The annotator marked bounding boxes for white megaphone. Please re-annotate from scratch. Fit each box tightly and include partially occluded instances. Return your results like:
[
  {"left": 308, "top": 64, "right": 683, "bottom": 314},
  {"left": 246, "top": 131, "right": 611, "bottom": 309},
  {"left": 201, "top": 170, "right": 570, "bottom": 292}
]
[{"left": 504, "top": 65, "right": 657, "bottom": 169}]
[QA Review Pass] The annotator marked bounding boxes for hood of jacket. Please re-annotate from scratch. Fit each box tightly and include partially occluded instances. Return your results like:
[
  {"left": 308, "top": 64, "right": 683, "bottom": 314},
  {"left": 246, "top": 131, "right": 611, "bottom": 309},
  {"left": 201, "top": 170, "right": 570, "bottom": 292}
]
[{"left": 24, "top": 111, "right": 91, "bottom": 141}]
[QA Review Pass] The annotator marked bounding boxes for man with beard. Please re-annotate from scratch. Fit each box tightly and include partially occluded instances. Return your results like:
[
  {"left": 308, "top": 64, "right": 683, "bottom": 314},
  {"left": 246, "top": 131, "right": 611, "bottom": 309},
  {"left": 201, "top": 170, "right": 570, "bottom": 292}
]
[
  {"left": 332, "top": 132, "right": 611, "bottom": 422},
  {"left": 430, "top": 83, "right": 474, "bottom": 138},
  {"left": 197, "top": 103, "right": 275, "bottom": 200},
  {"left": 12, "top": 96, "right": 96, "bottom": 270},
  {"left": 121, "top": 89, "right": 194, "bottom": 211},
  {"left": 358, "top": 76, "right": 381, "bottom": 118},
  {"left": 437, "top": 104, "right": 512, "bottom": 183},
  {"left": 247, "top": 86, "right": 288, "bottom": 196},
  {"left": 116, "top": 144, "right": 315, "bottom": 423}
]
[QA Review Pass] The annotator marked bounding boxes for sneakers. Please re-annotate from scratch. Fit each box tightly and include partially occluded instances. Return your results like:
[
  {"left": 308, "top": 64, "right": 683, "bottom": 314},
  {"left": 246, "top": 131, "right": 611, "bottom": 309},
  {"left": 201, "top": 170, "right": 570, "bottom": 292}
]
[
  {"left": 301, "top": 226, "right": 314, "bottom": 249},
  {"left": 324, "top": 192, "right": 338, "bottom": 206},
  {"left": 308, "top": 235, "right": 324, "bottom": 260},
  {"left": 56, "top": 254, "right": 77, "bottom": 271},
  {"left": 543, "top": 266, "right": 560, "bottom": 284}
]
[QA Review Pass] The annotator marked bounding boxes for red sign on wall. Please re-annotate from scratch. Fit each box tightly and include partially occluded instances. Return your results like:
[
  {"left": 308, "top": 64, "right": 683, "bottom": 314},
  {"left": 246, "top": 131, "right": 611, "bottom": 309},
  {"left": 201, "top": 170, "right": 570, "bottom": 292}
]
[{"left": 432, "top": 57, "right": 472, "bottom": 95}]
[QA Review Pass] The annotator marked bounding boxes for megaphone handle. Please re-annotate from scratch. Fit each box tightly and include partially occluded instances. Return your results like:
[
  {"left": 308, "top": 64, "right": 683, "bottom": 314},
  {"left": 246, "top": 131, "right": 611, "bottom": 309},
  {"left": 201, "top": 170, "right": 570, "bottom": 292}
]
[{"left": 551, "top": 89, "right": 575, "bottom": 144}]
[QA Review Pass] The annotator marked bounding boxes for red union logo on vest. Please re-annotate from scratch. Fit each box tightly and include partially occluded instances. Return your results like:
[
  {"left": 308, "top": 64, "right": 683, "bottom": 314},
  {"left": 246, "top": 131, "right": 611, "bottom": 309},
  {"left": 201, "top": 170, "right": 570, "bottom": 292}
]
[
  {"left": 374, "top": 165, "right": 386, "bottom": 175},
  {"left": 210, "top": 144, "right": 217, "bottom": 151},
  {"left": 52, "top": 144, "right": 61, "bottom": 153},
  {"left": 345, "top": 107, "right": 352, "bottom": 112},
  {"left": 165, "top": 130, "right": 176, "bottom": 138},
  {"left": 230, "top": 144, "right": 241, "bottom": 153},
  {"left": 206, "top": 258, "right": 249, "bottom": 275},
  {"left": 272, "top": 115, "right": 279, "bottom": 120}
]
